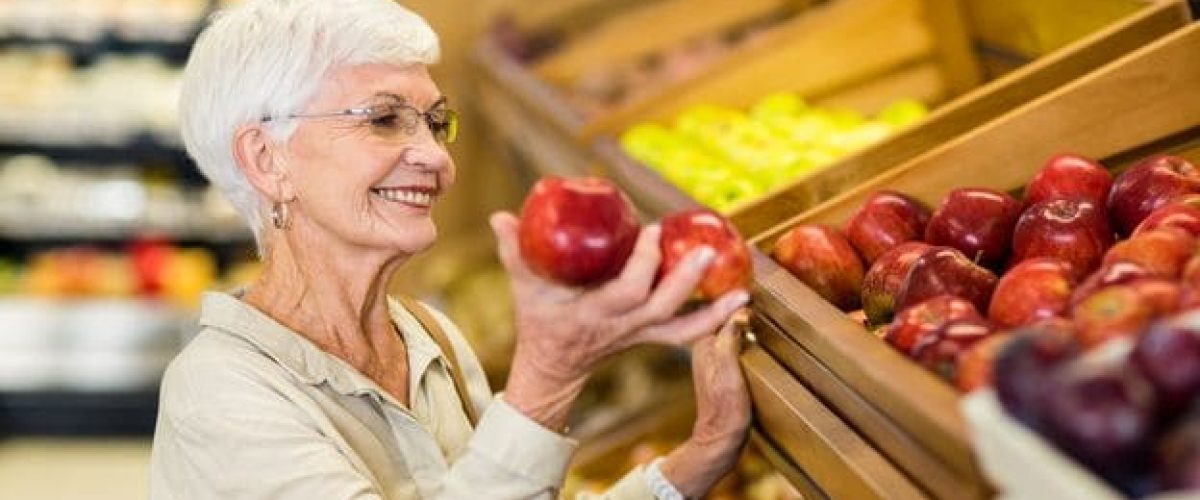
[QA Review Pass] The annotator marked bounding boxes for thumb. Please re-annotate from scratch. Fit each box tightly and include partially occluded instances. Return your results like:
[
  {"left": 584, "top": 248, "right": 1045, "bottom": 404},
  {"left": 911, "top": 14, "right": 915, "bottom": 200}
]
[{"left": 489, "top": 211, "right": 537, "bottom": 282}]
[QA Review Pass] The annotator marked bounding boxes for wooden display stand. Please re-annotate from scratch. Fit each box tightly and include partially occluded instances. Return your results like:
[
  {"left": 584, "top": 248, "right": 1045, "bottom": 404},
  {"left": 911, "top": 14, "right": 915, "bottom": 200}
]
[{"left": 744, "top": 22, "right": 1200, "bottom": 499}]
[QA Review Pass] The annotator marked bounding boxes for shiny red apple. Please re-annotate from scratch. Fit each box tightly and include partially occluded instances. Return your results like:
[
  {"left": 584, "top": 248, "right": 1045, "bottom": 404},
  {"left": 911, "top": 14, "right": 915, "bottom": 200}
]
[
  {"left": 1024, "top": 153, "right": 1113, "bottom": 208},
  {"left": 924, "top": 187, "right": 1021, "bottom": 270},
  {"left": 1102, "top": 228, "right": 1196, "bottom": 279},
  {"left": 518, "top": 176, "right": 640, "bottom": 286},
  {"left": 660, "top": 208, "right": 752, "bottom": 301},
  {"left": 883, "top": 294, "right": 982, "bottom": 356},
  {"left": 913, "top": 318, "right": 994, "bottom": 382},
  {"left": 896, "top": 246, "right": 998, "bottom": 314},
  {"left": 988, "top": 257, "right": 1076, "bottom": 329},
  {"left": 772, "top": 224, "right": 864, "bottom": 310},
  {"left": 1109, "top": 155, "right": 1200, "bottom": 236},
  {"left": 1131, "top": 321, "right": 1200, "bottom": 417},
  {"left": 1011, "top": 199, "right": 1114, "bottom": 280},
  {"left": 1070, "top": 261, "right": 1152, "bottom": 308},
  {"left": 956, "top": 333, "right": 1013, "bottom": 393},
  {"left": 1072, "top": 286, "right": 1155, "bottom": 349},
  {"left": 1133, "top": 200, "right": 1200, "bottom": 238},
  {"left": 844, "top": 190, "right": 931, "bottom": 264},
  {"left": 861, "top": 241, "right": 931, "bottom": 326}
]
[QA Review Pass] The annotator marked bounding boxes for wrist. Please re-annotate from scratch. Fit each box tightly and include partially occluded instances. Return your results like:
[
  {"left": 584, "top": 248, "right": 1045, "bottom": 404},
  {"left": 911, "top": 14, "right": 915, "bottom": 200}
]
[
  {"left": 660, "top": 434, "right": 744, "bottom": 499},
  {"left": 503, "top": 349, "right": 588, "bottom": 432}
]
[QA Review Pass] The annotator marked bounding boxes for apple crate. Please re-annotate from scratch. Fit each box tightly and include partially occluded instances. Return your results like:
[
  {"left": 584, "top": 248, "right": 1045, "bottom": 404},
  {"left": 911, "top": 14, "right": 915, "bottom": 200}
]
[
  {"left": 585, "top": 0, "right": 1190, "bottom": 226},
  {"left": 743, "top": 21, "right": 1200, "bottom": 500},
  {"left": 473, "top": 0, "right": 809, "bottom": 180}
]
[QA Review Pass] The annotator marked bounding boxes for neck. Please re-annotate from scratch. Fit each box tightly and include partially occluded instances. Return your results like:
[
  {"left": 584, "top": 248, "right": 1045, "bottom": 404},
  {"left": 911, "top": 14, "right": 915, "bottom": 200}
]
[{"left": 244, "top": 223, "right": 409, "bottom": 383}]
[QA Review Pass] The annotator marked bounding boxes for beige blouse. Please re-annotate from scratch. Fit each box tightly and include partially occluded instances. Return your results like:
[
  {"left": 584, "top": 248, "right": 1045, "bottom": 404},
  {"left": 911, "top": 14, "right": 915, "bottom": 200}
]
[{"left": 149, "top": 292, "right": 655, "bottom": 499}]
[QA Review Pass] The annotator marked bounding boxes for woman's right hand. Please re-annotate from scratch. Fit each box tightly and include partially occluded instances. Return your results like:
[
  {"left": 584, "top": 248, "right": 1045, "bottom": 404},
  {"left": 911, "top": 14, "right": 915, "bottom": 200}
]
[{"left": 489, "top": 212, "right": 749, "bottom": 431}]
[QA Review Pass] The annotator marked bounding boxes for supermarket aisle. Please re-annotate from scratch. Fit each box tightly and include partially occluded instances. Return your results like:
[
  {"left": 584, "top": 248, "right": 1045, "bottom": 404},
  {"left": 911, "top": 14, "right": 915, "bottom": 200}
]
[{"left": 0, "top": 439, "right": 151, "bottom": 499}]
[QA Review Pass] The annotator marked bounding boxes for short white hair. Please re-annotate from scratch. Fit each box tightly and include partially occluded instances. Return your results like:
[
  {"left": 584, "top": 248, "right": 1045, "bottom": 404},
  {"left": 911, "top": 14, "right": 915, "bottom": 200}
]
[{"left": 180, "top": 0, "right": 440, "bottom": 251}]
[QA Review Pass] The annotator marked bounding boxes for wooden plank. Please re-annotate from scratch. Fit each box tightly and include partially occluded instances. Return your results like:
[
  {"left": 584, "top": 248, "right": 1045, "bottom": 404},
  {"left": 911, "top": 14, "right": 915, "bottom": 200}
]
[
  {"left": 964, "top": 0, "right": 1149, "bottom": 58},
  {"left": 591, "top": 138, "right": 698, "bottom": 217},
  {"left": 767, "top": 20, "right": 1200, "bottom": 241},
  {"left": 919, "top": 0, "right": 985, "bottom": 98},
  {"left": 532, "top": 0, "right": 800, "bottom": 84},
  {"left": 732, "top": 0, "right": 1191, "bottom": 237},
  {"left": 743, "top": 345, "right": 927, "bottom": 499},
  {"left": 581, "top": 0, "right": 937, "bottom": 139},
  {"left": 811, "top": 61, "right": 947, "bottom": 115},
  {"left": 751, "top": 313, "right": 989, "bottom": 499},
  {"left": 749, "top": 430, "right": 831, "bottom": 500}
]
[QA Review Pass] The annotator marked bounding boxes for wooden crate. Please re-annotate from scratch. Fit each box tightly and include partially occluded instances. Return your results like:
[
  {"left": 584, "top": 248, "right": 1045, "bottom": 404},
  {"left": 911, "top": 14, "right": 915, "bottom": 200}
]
[
  {"left": 586, "top": 0, "right": 1189, "bottom": 229},
  {"left": 746, "top": 22, "right": 1200, "bottom": 499},
  {"left": 473, "top": 0, "right": 805, "bottom": 180}
]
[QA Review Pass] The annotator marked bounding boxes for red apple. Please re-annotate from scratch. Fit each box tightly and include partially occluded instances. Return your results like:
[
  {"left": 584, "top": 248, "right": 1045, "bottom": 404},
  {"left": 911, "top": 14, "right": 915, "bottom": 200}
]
[
  {"left": 772, "top": 224, "right": 864, "bottom": 310},
  {"left": 896, "top": 246, "right": 998, "bottom": 314},
  {"left": 1024, "top": 154, "right": 1113, "bottom": 208},
  {"left": 1127, "top": 278, "right": 1182, "bottom": 317},
  {"left": 660, "top": 208, "right": 752, "bottom": 301},
  {"left": 1011, "top": 199, "right": 1114, "bottom": 280},
  {"left": 956, "top": 333, "right": 1013, "bottom": 393},
  {"left": 1070, "top": 261, "right": 1152, "bottom": 308},
  {"left": 1102, "top": 229, "right": 1196, "bottom": 279},
  {"left": 1109, "top": 155, "right": 1200, "bottom": 236},
  {"left": 994, "top": 331, "right": 1080, "bottom": 428},
  {"left": 1072, "top": 286, "right": 1155, "bottom": 349},
  {"left": 1133, "top": 200, "right": 1200, "bottom": 238},
  {"left": 988, "top": 257, "right": 1076, "bottom": 329},
  {"left": 914, "top": 318, "right": 994, "bottom": 382},
  {"left": 861, "top": 241, "right": 931, "bottom": 326},
  {"left": 1131, "top": 321, "right": 1200, "bottom": 417},
  {"left": 844, "top": 190, "right": 931, "bottom": 264},
  {"left": 884, "top": 295, "right": 982, "bottom": 356},
  {"left": 518, "top": 176, "right": 640, "bottom": 286},
  {"left": 924, "top": 187, "right": 1022, "bottom": 270}
]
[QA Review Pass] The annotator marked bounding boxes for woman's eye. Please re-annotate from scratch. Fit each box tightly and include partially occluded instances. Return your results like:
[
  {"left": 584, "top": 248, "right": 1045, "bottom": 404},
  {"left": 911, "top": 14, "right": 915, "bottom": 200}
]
[{"left": 368, "top": 111, "right": 400, "bottom": 127}]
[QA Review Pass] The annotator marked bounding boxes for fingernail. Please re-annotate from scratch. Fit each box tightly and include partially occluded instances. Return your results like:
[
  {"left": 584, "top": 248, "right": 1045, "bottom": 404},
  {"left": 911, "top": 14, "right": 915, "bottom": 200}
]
[{"left": 689, "top": 246, "right": 716, "bottom": 271}]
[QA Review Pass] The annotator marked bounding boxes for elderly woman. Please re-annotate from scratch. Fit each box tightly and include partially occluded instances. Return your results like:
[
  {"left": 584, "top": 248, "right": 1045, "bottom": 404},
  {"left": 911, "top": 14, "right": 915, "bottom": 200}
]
[{"left": 149, "top": 0, "right": 751, "bottom": 498}]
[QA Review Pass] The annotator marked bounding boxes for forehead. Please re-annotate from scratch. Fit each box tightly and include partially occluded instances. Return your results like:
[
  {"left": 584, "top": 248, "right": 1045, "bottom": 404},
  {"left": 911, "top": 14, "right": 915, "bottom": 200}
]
[{"left": 313, "top": 63, "right": 441, "bottom": 108}]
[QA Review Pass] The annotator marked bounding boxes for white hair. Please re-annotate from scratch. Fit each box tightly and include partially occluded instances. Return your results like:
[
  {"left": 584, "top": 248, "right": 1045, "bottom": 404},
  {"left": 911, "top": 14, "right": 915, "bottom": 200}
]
[{"left": 180, "top": 0, "right": 440, "bottom": 252}]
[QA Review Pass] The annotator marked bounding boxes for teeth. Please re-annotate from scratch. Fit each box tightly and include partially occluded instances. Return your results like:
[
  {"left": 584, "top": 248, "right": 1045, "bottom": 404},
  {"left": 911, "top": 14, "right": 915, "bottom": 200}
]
[{"left": 373, "top": 188, "right": 434, "bottom": 206}]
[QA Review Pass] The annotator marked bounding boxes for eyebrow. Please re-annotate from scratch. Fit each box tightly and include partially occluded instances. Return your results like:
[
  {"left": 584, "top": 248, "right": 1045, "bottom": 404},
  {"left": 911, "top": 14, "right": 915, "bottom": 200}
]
[{"left": 369, "top": 92, "right": 447, "bottom": 112}]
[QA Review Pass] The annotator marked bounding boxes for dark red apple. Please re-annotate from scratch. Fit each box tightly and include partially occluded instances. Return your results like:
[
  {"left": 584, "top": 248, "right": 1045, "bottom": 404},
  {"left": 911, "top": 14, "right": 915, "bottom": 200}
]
[
  {"left": 660, "top": 208, "right": 752, "bottom": 301},
  {"left": 1070, "top": 261, "right": 1152, "bottom": 308},
  {"left": 1109, "top": 155, "right": 1200, "bottom": 236},
  {"left": 994, "top": 331, "right": 1079, "bottom": 428},
  {"left": 896, "top": 246, "right": 998, "bottom": 314},
  {"left": 1159, "top": 418, "right": 1200, "bottom": 490},
  {"left": 1011, "top": 199, "right": 1114, "bottom": 280},
  {"left": 1042, "top": 364, "right": 1157, "bottom": 483},
  {"left": 924, "top": 187, "right": 1021, "bottom": 270},
  {"left": 861, "top": 241, "right": 931, "bottom": 326},
  {"left": 772, "top": 224, "right": 864, "bottom": 310},
  {"left": 519, "top": 176, "right": 640, "bottom": 286},
  {"left": 883, "top": 295, "right": 982, "bottom": 356},
  {"left": 1102, "top": 228, "right": 1196, "bottom": 279},
  {"left": 1132, "top": 322, "right": 1200, "bottom": 418},
  {"left": 955, "top": 333, "right": 1013, "bottom": 393},
  {"left": 1072, "top": 286, "right": 1155, "bottom": 349},
  {"left": 988, "top": 257, "right": 1076, "bottom": 329},
  {"left": 844, "top": 190, "right": 931, "bottom": 264},
  {"left": 1024, "top": 153, "right": 1113, "bottom": 208},
  {"left": 913, "top": 318, "right": 994, "bottom": 382},
  {"left": 1133, "top": 200, "right": 1200, "bottom": 238}
]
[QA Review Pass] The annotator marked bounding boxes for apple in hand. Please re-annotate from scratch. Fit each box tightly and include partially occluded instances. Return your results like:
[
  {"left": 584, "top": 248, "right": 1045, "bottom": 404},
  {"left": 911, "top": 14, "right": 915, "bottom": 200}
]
[
  {"left": 861, "top": 241, "right": 930, "bottom": 326},
  {"left": 660, "top": 208, "right": 752, "bottom": 301},
  {"left": 844, "top": 190, "right": 931, "bottom": 264},
  {"left": 924, "top": 187, "right": 1021, "bottom": 270},
  {"left": 1102, "top": 228, "right": 1196, "bottom": 279},
  {"left": 1024, "top": 153, "right": 1113, "bottom": 208},
  {"left": 519, "top": 176, "right": 640, "bottom": 286},
  {"left": 1133, "top": 199, "right": 1200, "bottom": 238},
  {"left": 883, "top": 294, "right": 982, "bottom": 356},
  {"left": 988, "top": 257, "right": 1076, "bottom": 329},
  {"left": 772, "top": 224, "right": 864, "bottom": 310},
  {"left": 1131, "top": 322, "right": 1200, "bottom": 418},
  {"left": 1011, "top": 199, "right": 1114, "bottom": 280},
  {"left": 913, "top": 318, "right": 994, "bottom": 382},
  {"left": 1109, "top": 155, "right": 1200, "bottom": 236},
  {"left": 1072, "top": 286, "right": 1155, "bottom": 349},
  {"left": 896, "top": 246, "right": 998, "bottom": 314}
]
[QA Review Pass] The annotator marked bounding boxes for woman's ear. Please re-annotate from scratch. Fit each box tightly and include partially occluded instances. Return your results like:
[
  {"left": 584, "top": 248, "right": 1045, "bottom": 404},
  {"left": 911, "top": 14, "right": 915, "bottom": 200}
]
[{"left": 233, "top": 124, "right": 292, "bottom": 202}]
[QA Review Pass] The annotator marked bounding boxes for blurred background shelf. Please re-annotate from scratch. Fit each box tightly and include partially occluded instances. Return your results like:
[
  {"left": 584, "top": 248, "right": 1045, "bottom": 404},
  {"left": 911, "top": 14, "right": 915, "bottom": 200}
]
[{"left": 0, "top": 390, "right": 160, "bottom": 436}]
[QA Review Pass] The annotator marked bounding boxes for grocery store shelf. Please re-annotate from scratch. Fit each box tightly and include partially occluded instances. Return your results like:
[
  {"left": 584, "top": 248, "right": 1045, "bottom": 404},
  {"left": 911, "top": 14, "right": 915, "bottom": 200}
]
[
  {"left": 0, "top": 34, "right": 196, "bottom": 66},
  {"left": 0, "top": 389, "right": 159, "bottom": 436}
]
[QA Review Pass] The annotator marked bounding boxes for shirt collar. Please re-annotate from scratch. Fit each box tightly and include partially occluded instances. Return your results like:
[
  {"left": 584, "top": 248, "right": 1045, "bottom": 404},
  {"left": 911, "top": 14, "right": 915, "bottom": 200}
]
[{"left": 197, "top": 291, "right": 447, "bottom": 403}]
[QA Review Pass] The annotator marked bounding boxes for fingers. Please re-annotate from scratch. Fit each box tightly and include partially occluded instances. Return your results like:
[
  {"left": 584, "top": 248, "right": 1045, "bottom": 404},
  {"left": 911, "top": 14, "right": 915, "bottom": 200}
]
[
  {"left": 490, "top": 211, "right": 541, "bottom": 284},
  {"left": 596, "top": 224, "right": 662, "bottom": 310},
  {"left": 634, "top": 289, "right": 749, "bottom": 347},
  {"left": 624, "top": 246, "right": 716, "bottom": 327}
]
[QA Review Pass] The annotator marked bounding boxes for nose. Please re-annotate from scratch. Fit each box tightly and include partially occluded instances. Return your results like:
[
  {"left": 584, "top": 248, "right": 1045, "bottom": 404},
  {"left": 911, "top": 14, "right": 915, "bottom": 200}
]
[{"left": 402, "top": 142, "right": 456, "bottom": 186}]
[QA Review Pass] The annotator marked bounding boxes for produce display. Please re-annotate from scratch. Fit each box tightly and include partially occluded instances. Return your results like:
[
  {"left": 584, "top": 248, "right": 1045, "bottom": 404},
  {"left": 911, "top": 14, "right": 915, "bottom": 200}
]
[
  {"left": 772, "top": 153, "right": 1200, "bottom": 380},
  {"left": 620, "top": 95, "right": 928, "bottom": 212},
  {"left": 518, "top": 176, "right": 752, "bottom": 297}
]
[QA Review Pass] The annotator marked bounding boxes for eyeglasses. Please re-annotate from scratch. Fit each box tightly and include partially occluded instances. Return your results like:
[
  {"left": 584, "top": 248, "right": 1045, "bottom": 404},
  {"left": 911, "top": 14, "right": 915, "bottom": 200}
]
[{"left": 261, "top": 96, "right": 459, "bottom": 144}]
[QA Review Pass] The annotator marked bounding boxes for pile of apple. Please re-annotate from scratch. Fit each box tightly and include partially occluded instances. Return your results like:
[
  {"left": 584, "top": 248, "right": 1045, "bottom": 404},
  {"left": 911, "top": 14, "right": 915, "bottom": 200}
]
[
  {"left": 620, "top": 94, "right": 927, "bottom": 213},
  {"left": 517, "top": 176, "right": 752, "bottom": 299}
]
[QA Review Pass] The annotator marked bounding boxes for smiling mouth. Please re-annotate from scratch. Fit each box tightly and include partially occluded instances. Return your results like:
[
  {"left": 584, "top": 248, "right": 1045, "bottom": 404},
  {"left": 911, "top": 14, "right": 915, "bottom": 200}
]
[{"left": 370, "top": 187, "right": 438, "bottom": 207}]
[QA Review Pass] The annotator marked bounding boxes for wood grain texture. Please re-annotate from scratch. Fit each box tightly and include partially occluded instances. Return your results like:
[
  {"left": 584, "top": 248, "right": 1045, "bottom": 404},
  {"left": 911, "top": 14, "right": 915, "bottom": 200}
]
[{"left": 749, "top": 430, "right": 831, "bottom": 500}]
